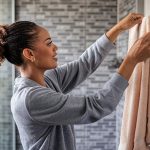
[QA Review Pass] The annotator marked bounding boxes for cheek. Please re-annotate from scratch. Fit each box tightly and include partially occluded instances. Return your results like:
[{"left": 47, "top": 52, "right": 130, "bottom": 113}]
[
  {"left": 36, "top": 50, "right": 52, "bottom": 60},
  {"left": 35, "top": 50, "right": 55, "bottom": 67}
]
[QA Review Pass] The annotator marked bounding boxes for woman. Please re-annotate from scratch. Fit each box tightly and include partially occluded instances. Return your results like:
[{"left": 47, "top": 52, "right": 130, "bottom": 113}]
[{"left": 0, "top": 13, "right": 150, "bottom": 150}]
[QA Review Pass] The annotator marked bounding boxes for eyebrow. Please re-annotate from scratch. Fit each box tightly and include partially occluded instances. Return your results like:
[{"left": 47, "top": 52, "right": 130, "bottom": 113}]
[{"left": 44, "top": 37, "right": 51, "bottom": 42}]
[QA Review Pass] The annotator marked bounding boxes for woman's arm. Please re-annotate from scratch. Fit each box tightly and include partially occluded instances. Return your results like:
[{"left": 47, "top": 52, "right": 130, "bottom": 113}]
[
  {"left": 118, "top": 32, "right": 150, "bottom": 81},
  {"left": 106, "top": 13, "right": 143, "bottom": 43},
  {"left": 107, "top": 13, "right": 150, "bottom": 81},
  {"left": 44, "top": 13, "right": 143, "bottom": 93},
  {"left": 27, "top": 32, "right": 150, "bottom": 126},
  {"left": 26, "top": 72, "right": 128, "bottom": 125},
  {"left": 44, "top": 34, "right": 115, "bottom": 93}
]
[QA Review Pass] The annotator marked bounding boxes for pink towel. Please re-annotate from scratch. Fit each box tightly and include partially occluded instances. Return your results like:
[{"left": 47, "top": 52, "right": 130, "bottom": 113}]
[{"left": 118, "top": 17, "right": 150, "bottom": 150}]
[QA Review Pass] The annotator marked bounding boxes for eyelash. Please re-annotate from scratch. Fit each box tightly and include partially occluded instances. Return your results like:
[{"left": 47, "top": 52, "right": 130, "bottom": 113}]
[{"left": 48, "top": 41, "right": 52, "bottom": 46}]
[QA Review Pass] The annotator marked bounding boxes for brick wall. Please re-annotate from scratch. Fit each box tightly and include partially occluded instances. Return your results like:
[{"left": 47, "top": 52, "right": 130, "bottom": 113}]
[
  {"left": 0, "top": 0, "right": 13, "bottom": 149},
  {"left": 15, "top": 0, "right": 118, "bottom": 150}
]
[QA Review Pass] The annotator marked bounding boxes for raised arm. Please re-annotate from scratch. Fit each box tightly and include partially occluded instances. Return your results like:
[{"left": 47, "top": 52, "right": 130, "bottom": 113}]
[
  {"left": 26, "top": 31, "right": 150, "bottom": 126},
  {"left": 44, "top": 13, "right": 143, "bottom": 93},
  {"left": 44, "top": 34, "right": 115, "bottom": 93},
  {"left": 27, "top": 23, "right": 150, "bottom": 126}
]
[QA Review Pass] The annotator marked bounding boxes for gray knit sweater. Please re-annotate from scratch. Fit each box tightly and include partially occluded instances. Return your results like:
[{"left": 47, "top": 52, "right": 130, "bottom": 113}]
[{"left": 11, "top": 34, "right": 129, "bottom": 150}]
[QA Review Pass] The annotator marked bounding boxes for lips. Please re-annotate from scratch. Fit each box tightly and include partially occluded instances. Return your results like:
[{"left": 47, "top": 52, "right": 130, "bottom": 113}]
[
  {"left": 52, "top": 53, "right": 57, "bottom": 57},
  {"left": 53, "top": 55, "right": 57, "bottom": 58},
  {"left": 53, "top": 54, "right": 58, "bottom": 60}
]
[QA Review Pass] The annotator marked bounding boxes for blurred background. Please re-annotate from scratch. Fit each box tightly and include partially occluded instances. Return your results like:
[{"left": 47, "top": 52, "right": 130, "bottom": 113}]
[{"left": 0, "top": 0, "right": 149, "bottom": 150}]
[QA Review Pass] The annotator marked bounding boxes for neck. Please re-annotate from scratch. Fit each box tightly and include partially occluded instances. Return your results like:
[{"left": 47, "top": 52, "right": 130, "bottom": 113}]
[{"left": 19, "top": 64, "right": 46, "bottom": 87}]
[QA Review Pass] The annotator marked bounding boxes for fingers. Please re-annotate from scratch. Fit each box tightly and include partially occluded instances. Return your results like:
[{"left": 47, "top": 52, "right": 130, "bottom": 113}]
[
  {"left": 129, "top": 13, "right": 144, "bottom": 24},
  {"left": 144, "top": 32, "right": 150, "bottom": 42},
  {"left": 140, "top": 32, "right": 150, "bottom": 41},
  {"left": 130, "top": 13, "right": 144, "bottom": 18}
]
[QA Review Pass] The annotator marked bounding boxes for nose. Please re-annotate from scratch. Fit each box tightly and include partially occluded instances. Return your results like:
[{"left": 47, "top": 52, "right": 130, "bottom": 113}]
[{"left": 53, "top": 43, "right": 58, "bottom": 52}]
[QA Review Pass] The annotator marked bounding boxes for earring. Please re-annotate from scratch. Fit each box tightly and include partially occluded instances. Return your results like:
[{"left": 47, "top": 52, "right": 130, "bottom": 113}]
[{"left": 31, "top": 57, "right": 35, "bottom": 62}]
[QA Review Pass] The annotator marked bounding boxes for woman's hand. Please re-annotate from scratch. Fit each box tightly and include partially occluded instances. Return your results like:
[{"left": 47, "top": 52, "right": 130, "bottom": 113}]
[
  {"left": 116, "top": 13, "right": 143, "bottom": 31},
  {"left": 118, "top": 32, "right": 150, "bottom": 81},
  {"left": 127, "top": 32, "right": 150, "bottom": 63},
  {"left": 106, "top": 13, "right": 144, "bottom": 43}
]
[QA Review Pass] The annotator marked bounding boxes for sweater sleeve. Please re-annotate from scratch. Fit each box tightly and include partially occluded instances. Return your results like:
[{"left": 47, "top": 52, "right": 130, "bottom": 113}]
[
  {"left": 44, "top": 34, "right": 115, "bottom": 93},
  {"left": 26, "top": 73, "right": 128, "bottom": 125}
]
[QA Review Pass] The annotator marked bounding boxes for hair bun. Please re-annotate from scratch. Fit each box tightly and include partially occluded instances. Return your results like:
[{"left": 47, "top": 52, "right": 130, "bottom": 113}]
[
  {"left": 0, "top": 45, "right": 5, "bottom": 65},
  {"left": 0, "top": 25, "right": 8, "bottom": 66},
  {"left": 0, "top": 25, "right": 7, "bottom": 35}
]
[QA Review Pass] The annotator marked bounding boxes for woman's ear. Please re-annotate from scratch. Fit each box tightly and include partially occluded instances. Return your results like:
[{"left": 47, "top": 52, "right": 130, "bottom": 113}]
[{"left": 22, "top": 48, "right": 35, "bottom": 62}]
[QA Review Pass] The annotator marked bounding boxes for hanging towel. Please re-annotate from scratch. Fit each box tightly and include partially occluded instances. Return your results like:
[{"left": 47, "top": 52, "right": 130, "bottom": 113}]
[{"left": 118, "top": 16, "right": 150, "bottom": 150}]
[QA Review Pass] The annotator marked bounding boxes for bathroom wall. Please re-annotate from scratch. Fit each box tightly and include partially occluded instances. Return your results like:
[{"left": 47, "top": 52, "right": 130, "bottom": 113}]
[{"left": 15, "top": 0, "right": 117, "bottom": 150}]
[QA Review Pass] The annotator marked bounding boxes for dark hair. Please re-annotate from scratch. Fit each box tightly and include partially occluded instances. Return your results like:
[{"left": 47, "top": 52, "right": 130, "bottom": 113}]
[{"left": 0, "top": 21, "right": 39, "bottom": 66}]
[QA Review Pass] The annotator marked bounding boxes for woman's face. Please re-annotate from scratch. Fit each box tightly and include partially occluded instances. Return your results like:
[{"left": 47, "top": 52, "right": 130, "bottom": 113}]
[{"left": 32, "top": 26, "right": 58, "bottom": 70}]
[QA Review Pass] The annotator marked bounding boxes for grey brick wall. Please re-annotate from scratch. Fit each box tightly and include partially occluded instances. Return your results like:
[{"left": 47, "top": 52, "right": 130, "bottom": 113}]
[
  {"left": 116, "top": 0, "right": 136, "bottom": 149},
  {"left": 0, "top": 0, "right": 13, "bottom": 150},
  {"left": 15, "top": 0, "right": 118, "bottom": 150}
]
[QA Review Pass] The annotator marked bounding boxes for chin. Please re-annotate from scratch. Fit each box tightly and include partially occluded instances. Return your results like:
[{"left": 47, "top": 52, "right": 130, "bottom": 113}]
[
  {"left": 54, "top": 62, "right": 58, "bottom": 68},
  {"left": 53, "top": 65, "right": 57, "bottom": 68},
  {"left": 50, "top": 64, "right": 58, "bottom": 69}
]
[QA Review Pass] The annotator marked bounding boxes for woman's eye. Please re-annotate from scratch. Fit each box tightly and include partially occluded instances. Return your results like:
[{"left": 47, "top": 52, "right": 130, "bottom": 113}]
[{"left": 48, "top": 41, "right": 52, "bottom": 46}]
